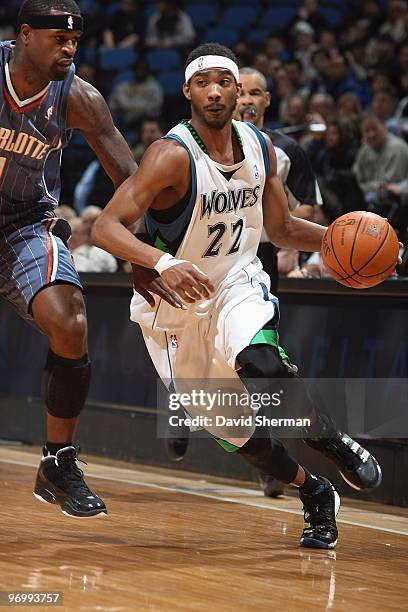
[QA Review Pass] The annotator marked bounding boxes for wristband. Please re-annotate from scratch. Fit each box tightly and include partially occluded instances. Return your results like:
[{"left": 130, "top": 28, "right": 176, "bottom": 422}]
[{"left": 154, "top": 253, "right": 187, "bottom": 275}]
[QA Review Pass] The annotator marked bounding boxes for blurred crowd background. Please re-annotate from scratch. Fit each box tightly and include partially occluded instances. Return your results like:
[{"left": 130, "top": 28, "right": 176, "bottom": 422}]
[{"left": 2, "top": 0, "right": 408, "bottom": 275}]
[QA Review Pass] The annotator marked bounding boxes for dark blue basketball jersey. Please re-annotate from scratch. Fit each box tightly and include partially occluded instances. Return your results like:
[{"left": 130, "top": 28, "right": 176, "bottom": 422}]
[{"left": 0, "top": 41, "right": 74, "bottom": 231}]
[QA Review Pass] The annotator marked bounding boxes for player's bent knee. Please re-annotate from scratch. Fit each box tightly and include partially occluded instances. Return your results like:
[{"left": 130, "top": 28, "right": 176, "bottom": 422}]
[
  {"left": 237, "top": 344, "right": 293, "bottom": 379},
  {"left": 43, "top": 350, "right": 91, "bottom": 418}
]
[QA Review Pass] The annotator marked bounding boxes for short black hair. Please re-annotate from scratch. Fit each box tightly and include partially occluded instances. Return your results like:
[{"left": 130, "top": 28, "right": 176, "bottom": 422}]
[
  {"left": 185, "top": 43, "right": 237, "bottom": 70},
  {"left": 18, "top": 0, "right": 81, "bottom": 25}
]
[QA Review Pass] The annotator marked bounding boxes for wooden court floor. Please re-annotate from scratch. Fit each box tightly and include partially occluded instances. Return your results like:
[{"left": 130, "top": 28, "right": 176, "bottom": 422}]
[{"left": 0, "top": 446, "right": 407, "bottom": 612}]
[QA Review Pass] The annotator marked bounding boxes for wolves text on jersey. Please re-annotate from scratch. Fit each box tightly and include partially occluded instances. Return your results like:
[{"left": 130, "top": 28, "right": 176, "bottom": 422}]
[{"left": 200, "top": 185, "right": 260, "bottom": 220}]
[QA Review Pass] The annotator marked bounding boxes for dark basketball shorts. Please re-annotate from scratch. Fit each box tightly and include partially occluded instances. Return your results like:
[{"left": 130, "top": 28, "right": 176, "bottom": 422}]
[{"left": 0, "top": 217, "right": 82, "bottom": 321}]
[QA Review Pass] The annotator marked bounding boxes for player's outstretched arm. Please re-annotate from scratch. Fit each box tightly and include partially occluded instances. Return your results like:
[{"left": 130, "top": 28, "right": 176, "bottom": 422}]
[
  {"left": 68, "top": 76, "right": 136, "bottom": 186},
  {"left": 262, "top": 135, "right": 325, "bottom": 252},
  {"left": 92, "top": 139, "right": 214, "bottom": 303}
]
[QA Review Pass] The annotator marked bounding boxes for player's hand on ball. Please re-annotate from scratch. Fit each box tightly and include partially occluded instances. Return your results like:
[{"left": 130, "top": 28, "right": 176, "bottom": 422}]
[
  {"left": 161, "top": 262, "right": 215, "bottom": 303},
  {"left": 131, "top": 263, "right": 185, "bottom": 309}
]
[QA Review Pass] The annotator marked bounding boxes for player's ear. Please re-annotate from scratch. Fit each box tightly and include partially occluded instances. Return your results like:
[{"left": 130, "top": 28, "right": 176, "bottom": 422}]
[
  {"left": 19, "top": 24, "right": 32, "bottom": 45},
  {"left": 265, "top": 91, "right": 271, "bottom": 109},
  {"left": 183, "top": 82, "right": 191, "bottom": 101}
]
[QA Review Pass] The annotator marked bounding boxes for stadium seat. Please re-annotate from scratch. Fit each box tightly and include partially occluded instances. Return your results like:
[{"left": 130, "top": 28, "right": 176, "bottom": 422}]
[
  {"left": 219, "top": 6, "right": 259, "bottom": 29},
  {"left": 203, "top": 27, "right": 240, "bottom": 48},
  {"left": 146, "top": 49, "right": 181, "bottom": 74},
  {"left": 320, "top": 6, "right": 344, "bottom": 27},
  {"left": 104, "top": 2, "right": 120, "bottom": 17},
  {"left": 143, "top": 3, "right": 156, "bottom": 20},
  {"left": 156, "top": 71, "right": 185, "bottom": 96},
  {"left": 260, "top": 6, "right": 298, "bottom": 32},
  {"left": 112, "top": 71, "right": 134, "bottom": 87},
  {"left": 100, "top": 48, "right": 138, "bottom": 71},
  {"left": 186, "top": 4, "right": 218, "bottom": 29},
  {"left": 247, "top": 28, "right": 270, "bottom": 47}
]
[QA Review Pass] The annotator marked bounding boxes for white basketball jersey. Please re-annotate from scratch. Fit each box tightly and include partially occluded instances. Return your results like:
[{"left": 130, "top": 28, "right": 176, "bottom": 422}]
[
  {"left": 167, "top": 119, "right": 268, "bottom": 283},
  {"left": 131, "top": 119, "right": 270, "bottom": 330}
]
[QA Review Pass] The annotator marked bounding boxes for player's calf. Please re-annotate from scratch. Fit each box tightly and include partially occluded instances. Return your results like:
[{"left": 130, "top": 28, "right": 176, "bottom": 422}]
[{"left": 35, "top": 350, "right": 107, "bottom": 517}]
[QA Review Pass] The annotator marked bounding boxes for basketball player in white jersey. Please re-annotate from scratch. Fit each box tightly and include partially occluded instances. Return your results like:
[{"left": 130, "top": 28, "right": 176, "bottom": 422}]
[{"left": 93, "top": 43, "right": 343, "bottom": 548}]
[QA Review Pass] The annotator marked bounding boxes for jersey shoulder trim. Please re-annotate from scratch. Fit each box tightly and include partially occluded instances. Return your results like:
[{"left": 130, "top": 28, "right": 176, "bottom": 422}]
[{"left": 245, "top": 122, "right": 271, "bottom": 177}]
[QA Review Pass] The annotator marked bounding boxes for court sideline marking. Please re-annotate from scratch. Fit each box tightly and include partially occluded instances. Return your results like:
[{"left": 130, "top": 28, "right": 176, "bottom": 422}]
[{"left": 1, "top": 456, "right": 407, "bottom": 537}]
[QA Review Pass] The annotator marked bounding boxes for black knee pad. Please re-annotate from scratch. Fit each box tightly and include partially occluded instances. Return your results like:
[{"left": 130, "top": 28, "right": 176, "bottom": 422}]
[
  {"left": 237, "top": 344, "right": 293, "bottom": 379},
  {"left": 237, "top": 345, "right": 314, "bottom": 421},
  {"left": 237, "top": 427, "right": 298, "bottom": 484},
  {"left": 42, "top": 350, "right": 91, "bottom": 418}
]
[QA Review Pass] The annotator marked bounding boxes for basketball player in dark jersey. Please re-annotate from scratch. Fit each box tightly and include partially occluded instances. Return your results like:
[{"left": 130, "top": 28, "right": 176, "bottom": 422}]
[{"left": 0, "top": 0, "right": 136, "bottom": 517}]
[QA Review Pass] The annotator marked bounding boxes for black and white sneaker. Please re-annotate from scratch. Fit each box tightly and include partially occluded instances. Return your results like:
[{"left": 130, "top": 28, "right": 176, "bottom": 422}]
[
  {"left": 304, "top": 413, "right": 382, "bottom": 490},
  {"left": 33, "top": 446, "right": 107, "bottom": 518},
  {"left": 300, "top": 478, "right": 340, "bottom": 549},
  {"left": 258, "top": 473, "right": 285, "bottom": 498}
]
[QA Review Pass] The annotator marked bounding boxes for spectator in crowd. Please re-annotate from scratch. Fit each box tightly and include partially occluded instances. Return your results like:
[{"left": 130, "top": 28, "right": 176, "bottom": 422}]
[
  {"left": 337, "top": 92, "right": 363, "bottom": 141},
  {"left": 103, "top": 0, "right": 144, "bottom": 49},
  {"left": 73, "top": 160, "right": 115, "bottom": 213},
  {"left": 368, "top": 34, "right": 400, "bottom": 83},
  {"left": 146, "top": 0, "right": 195, "bottom": 48},
  {"left": 309, "top": 48, "right": 331, "bottom": 92},
  {"left": 379, "top": 0, "right": 407, "bottom": 43},
  {"left": 233, "top": 42, "right": 253, "bottom": 68},
  {"left": 344, "top": 38, "right": 370, "bottom": 83},
  {"left": 109, "top": 60, "right": 163, "bottom": 130},
  {"left": 55, "top": 204, "right": 77, "bottom": 222},
  {"left": 353, "top": 113, "right": 408, "bottom": 232},
  {"left": 325, "top": 53, "right": 371, "bottom": 107},
  {"left": 319, "top": 30, "right": 339, "bottom": 55},
  {"left": 281, "top": 94, "right": 308, "bottom": 141},
  {"left": 357, "top": 0, "right": 384, "bottom": 39},
  {"left": 69, "top": 218, "right": 88, "bottom": 252},
  {"left": 132, "top": 118, "right": 165, "bottom": 163},
  {"left": 291, "top": 21, "right": 319, "bottom": 79},
  {"left": 264, "top": 37, "right": 287, "bottom": 62},
  {"left": 309, "top": 92, "right": 335, "bottom": 123},
  {"left": 75, "top": 62, "right": 97, "bottom": 85},
  {"left": 72, "top": 207, "right": 118, "bottom": 272},
  {"left": 371, "top": 70, "right": 394, "bottom": 94},
  {"left": 253, "top": 53, "right": 270, "bottom": 77},
  {"left": 288, "top": 0, "right": 329, "bottom": 37},
  {"left": 284, "top": 58, "right": 312, "bottom": 98},
  {"left": 372, "top": 87, "right": 400, "bottom": 136},
  {"left": 307, "top": 120, "right": 364, "bottom": 216}
]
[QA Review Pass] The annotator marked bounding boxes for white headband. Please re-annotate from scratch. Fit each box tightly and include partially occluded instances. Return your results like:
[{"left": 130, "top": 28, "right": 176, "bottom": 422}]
[{"left": 185, "top": 55, "right": 239, "bottom": 83}]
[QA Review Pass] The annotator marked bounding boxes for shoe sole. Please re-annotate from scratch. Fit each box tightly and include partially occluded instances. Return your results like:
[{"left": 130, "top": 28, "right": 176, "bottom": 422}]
[
  {"left": 300, "top": 537, "right": 338, "bottom": 549},
  {"left": 300, "top": 488, "right": 340, "bottom": 549},
  {"left": 33, "top": 492, "right": 107, "bottom": 519},
  {"left": 340, "top": 459, "right": 383, "bottom": 491}
]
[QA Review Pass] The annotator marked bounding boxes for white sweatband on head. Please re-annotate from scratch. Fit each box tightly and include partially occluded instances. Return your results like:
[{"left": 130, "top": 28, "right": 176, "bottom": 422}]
[
  {"left": 154, "top": 253, "right": 188, "bottom": 275},
  {"left": 185, "top": 55, "right": 239, "bottom": 83}
]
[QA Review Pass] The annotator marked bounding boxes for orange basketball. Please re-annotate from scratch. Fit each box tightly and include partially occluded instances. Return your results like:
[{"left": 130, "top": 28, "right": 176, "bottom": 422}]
[{"left": 321, "top": 211, "right": 399, "bottom": 289}]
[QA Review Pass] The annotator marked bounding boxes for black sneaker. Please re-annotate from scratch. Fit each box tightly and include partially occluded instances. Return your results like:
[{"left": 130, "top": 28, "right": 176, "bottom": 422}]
[
  {"left": 304, "top": 413, "right": 382, "bottom": 490},
  {"left": 300, "top": 478, "right": 340, "bottom": 549},
  {"left": 33, "top": 446, "right": 107, "bottom": 518},
  {"left": 165, "top": 436, "right": 189, "bottom": 462},
  {"left": 258, "top": 473, "right": 285, "bottom": 498}
]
